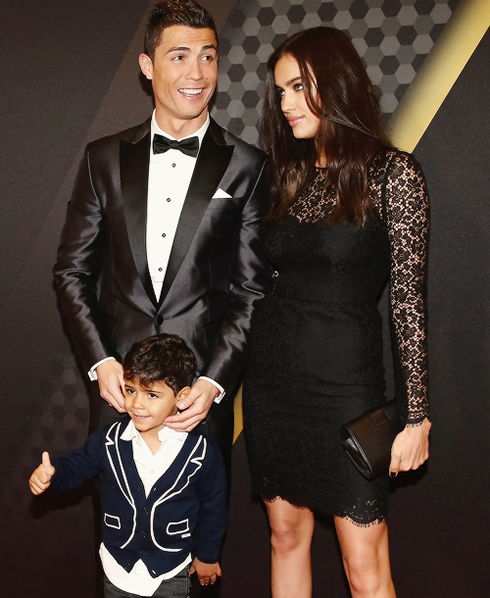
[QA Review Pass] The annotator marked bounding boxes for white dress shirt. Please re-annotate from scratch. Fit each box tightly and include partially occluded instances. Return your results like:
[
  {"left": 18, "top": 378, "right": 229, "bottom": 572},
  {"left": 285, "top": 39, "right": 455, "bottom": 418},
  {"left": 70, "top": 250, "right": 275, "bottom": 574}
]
[
  {"left": 99, "top": 422, "right": 191, "bottom": 596},
  {"left": 147, "top": 112, "right": 209, "bottom": 299}
]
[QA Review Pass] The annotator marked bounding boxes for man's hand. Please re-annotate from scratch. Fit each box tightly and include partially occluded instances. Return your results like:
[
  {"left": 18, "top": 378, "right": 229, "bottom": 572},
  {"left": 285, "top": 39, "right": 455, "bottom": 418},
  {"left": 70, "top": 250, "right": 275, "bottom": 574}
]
[
  {"left": 97, "top": 360, "right": 126, "bottom": 412},
  {"left": 29, "top": 452, "right": 56, "bottom": 495},
  {"left": 164, "top": 379, "right": 219, "bottom": 432},
  {"left": 190, "top": 558, "right": 222, "bottom": 586},
  {"left": 389, "top": 418, "right": 431, "bottom": 477}
]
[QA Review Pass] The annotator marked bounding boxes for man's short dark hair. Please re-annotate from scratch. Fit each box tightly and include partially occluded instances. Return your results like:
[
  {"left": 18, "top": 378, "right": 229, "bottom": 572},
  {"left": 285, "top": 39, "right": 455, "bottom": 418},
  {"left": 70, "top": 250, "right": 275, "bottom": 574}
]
[
  {"left": 123, "top": 334, "right": 197, "bottom": 394},
  {"left": 144, "top": 0, "right": 218, "bottom": 60}
]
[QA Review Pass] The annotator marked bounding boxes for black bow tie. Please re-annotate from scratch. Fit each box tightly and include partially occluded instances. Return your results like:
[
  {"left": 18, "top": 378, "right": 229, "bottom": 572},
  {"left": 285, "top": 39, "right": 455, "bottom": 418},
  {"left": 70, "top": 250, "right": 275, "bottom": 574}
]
[{"left": 153, "top": 134, "right": 199, "bottom": 157}]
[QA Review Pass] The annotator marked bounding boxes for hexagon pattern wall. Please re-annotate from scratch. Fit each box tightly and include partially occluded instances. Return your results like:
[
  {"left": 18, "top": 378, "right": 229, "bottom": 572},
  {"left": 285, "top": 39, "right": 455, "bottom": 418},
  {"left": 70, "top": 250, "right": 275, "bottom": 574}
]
[
  {"left": 212, "top": 0, "right": 458, "bottom": 145},
  {"left": 9, "top": 0, "right": 458, "bottom": 511}
]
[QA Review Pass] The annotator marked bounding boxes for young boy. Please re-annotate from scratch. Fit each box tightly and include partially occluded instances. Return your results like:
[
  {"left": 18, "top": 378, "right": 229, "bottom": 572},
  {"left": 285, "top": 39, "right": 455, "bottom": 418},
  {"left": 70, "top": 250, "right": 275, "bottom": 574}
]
[{"left": 29, "top": 334, "right": 227, "bottom": 598}]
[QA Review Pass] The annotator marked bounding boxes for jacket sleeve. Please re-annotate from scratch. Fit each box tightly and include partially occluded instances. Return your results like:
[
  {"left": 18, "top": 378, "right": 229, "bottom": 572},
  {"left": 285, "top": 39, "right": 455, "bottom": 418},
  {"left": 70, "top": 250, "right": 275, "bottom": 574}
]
[
  {"left": 53, "top": 144, "right": 116, "bottom": 373},
  {"left": 193, "top": 440, "right": 228, "bottom": 563},
  {"left": 50, "top": 426, "right": 106, "bottom": 490},
  {"left": 200, "top": 156, "right": 273, "bottom": 396}
]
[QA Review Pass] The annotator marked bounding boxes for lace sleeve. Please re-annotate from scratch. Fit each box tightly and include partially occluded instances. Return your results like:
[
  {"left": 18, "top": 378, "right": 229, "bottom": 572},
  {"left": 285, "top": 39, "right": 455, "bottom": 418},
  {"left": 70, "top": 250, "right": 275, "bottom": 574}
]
[{"left": 384, "top": 151, "right": 429, "bottom": 424}]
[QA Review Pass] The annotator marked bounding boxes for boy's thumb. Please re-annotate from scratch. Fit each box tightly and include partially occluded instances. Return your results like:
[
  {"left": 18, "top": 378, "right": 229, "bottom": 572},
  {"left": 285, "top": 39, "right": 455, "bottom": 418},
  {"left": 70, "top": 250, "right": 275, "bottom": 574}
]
[{"left": 42, "top": 451, "right": 53, "bottom": 472}]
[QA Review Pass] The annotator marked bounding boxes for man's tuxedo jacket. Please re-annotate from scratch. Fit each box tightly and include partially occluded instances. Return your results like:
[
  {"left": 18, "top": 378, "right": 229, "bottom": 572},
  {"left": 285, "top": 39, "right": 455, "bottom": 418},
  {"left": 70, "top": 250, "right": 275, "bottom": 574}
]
[
  {"left": 50, "top": 418, "right": 227, "bottom": 576},
  {"left": 53, "top": 118, "right": 271, "bottom": 396}
]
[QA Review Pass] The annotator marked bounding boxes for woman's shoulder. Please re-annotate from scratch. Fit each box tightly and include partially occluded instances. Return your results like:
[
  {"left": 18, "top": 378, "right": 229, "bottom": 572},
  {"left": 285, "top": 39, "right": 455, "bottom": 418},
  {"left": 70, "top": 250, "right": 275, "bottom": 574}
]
[{"left": 373, "top": 147, "right": 424, "bottom": 178}]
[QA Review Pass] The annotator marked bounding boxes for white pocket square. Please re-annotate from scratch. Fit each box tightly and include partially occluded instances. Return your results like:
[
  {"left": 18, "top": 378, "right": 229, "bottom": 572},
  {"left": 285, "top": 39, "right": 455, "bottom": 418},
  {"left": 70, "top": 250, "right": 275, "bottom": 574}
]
[{"left": 212, "top": 188, "right": 232, "bottom": 199}]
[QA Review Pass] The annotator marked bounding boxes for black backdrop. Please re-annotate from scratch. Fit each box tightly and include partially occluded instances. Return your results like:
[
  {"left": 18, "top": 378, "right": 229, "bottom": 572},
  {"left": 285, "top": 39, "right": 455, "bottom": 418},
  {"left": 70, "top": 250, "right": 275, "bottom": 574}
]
[{"left": 1, "top": 1, "right": 488, "bottom": 596}]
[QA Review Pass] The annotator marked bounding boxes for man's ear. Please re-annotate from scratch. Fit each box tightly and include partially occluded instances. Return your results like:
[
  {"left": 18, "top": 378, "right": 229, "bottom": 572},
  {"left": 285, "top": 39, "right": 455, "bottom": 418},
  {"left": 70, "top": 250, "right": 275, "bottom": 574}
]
[{"left": 139, "top": 53, "right": 154, "bottom": 80}]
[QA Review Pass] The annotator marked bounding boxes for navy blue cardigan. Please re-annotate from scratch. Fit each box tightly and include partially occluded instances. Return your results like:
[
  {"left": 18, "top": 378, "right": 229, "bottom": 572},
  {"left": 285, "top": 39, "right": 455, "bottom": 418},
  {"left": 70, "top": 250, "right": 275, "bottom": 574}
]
[{"left": 51, "top": 418, "right": 227, "bottom": 577}]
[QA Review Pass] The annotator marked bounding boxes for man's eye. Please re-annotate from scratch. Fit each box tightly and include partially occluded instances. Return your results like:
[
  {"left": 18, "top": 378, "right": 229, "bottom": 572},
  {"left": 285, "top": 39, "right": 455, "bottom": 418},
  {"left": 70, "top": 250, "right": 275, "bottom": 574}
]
[
  {"left": 201, "top": 54, "right": 214, "bottom": 62},
  {"left": 172, "top": 54, "right": 185, "bottom": 61}
]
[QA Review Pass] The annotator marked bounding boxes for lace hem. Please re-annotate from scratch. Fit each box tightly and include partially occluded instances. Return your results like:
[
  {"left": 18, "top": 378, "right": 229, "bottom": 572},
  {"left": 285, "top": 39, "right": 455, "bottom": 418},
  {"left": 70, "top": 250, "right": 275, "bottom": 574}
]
[
  {"left": 259, "top": 492, "right": 387, "bottom": 527},
  {"left": 339, "top": 515, "right": 385, "bottom": 528}
]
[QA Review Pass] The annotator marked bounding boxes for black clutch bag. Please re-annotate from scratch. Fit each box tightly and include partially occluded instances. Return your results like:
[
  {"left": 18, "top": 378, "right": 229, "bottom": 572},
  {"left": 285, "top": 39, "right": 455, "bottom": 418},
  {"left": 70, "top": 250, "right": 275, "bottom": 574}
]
[{"left": 340, "top": 399, "right": 404, "bottom": 480}]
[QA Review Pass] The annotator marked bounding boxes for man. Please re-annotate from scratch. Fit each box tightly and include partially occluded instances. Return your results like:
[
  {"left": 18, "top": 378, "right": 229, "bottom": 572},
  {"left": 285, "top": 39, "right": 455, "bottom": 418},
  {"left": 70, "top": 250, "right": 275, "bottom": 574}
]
[{"left": 53, "top": 0, "right": 271, "bottom": 472}]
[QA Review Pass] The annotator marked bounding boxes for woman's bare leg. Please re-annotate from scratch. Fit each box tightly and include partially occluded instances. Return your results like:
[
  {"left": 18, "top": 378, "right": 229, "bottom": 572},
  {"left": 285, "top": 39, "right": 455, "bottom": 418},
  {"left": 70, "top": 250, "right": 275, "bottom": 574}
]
[
  {"left": 334, "top": 516, "right": 396, "bottom": 598},
  {"left": 265, "top": 498, "right": 315, "bottom": 598}
]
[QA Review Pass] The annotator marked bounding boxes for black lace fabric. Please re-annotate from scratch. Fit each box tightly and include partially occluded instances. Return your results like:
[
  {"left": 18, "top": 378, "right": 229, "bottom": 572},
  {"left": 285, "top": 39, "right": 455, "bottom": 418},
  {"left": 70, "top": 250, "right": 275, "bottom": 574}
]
[
  {"left": 289, "top": 150, "right": 430, "bottom": 424},
  {"left": 243, "top": 150, "right": 429, "bottom": 525}
]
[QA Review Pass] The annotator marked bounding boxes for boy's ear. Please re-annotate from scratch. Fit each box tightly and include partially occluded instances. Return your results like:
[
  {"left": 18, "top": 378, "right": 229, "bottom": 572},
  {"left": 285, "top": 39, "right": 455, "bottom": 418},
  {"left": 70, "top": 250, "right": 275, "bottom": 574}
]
[{"left": 175, "top": 386, "right": 191, "bottom": 404}]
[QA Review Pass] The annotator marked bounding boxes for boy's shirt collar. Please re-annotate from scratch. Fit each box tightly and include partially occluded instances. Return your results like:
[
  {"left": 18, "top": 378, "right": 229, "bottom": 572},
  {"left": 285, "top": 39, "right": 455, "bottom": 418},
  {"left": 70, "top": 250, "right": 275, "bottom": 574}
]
[{"left": 120, "top": 419, "right": 187, "bottom": 444}]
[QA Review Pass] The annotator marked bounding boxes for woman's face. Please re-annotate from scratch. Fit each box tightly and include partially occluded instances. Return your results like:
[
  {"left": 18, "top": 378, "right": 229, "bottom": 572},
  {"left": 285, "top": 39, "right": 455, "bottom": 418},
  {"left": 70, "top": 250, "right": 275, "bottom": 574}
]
[{"left": 274, "top": 54, "right": 320, "bottom": 140}]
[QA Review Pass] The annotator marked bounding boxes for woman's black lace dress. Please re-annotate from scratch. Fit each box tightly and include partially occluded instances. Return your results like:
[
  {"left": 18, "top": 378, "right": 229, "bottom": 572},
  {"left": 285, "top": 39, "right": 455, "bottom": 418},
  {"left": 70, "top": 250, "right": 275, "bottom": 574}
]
[{"left": 243, "top": 150, "right": 429, "bottom": 525}]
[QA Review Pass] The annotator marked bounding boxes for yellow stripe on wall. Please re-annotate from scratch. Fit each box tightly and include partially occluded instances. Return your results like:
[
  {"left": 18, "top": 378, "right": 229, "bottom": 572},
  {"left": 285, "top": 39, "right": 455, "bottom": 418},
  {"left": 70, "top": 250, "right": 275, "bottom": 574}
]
[
  {"left": 391, "top": 0, "right": 490, "bottom": 152},
  {"left": 233, "top": 387, "right": 243, "bottom": 444}
]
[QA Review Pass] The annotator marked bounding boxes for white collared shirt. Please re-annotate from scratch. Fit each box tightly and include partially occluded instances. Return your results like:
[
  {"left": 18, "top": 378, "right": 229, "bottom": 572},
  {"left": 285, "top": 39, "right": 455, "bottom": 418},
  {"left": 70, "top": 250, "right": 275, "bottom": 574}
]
[
  {"left": 100, "top": 422, "right": 191, "bottom": 596},
  {"left": 147, "top": 111, "right": 209, "bottom": 299}
]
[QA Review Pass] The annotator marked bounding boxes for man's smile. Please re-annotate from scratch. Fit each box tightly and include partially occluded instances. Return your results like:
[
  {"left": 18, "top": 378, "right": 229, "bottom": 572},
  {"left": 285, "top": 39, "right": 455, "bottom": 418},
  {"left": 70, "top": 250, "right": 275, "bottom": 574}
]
[{"left": 178, "top": 88, "right": 204, "bottom": 96}]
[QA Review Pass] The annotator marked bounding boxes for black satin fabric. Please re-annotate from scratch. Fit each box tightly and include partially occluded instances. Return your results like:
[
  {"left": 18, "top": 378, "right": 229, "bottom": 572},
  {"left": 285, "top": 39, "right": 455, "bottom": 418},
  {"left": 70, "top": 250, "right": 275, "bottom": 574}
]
[{"left": 53, "top": 118, "right": 272, "bottom": 397}]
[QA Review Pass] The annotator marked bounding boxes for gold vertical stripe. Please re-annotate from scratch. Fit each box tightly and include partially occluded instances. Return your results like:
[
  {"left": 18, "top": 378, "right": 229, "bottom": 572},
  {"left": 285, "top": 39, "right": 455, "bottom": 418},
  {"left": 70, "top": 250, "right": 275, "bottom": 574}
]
[
  {"left": 391, "top": 0, "right": 490, "bottom": 152},
  {"left": 233, "top": 387, "right": 243, "bottom": 443}
]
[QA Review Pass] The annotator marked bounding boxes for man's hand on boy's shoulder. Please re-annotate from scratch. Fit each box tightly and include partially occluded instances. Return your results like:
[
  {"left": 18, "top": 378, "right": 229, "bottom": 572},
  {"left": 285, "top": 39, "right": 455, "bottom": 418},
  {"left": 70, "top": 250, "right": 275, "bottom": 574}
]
[
  {"left": 29, "top": 451, "right": 56, "bottom": 495},
  {"left": 189, "top": 558, "right": 222, "bottom": 586},
  {"left": 164, "top": 378, "right": 219, "bottom": 432},
  {"left": 96, "top": 359, "right": 126, "bottom": 412}
]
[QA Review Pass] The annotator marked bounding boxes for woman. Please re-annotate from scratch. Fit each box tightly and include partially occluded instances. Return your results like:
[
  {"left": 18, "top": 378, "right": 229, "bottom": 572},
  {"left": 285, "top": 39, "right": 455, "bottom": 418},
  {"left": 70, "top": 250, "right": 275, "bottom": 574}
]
[{"left": 243, "top": 27, "right": 431, "bottom": 598}]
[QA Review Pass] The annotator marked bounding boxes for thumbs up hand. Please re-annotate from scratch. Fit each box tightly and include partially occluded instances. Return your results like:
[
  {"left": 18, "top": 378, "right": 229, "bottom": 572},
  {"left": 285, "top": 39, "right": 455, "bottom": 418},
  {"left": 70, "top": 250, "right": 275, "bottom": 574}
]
[{"left": 29, "top": 452, "right": 56, "bottom": 495}]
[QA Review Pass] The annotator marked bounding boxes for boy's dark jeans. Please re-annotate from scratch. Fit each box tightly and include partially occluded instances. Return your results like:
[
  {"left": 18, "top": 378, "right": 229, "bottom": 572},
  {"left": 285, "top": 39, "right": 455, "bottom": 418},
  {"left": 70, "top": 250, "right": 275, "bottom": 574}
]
[{"left": 103, "top": 567, "right": 190, "bottom": 598}]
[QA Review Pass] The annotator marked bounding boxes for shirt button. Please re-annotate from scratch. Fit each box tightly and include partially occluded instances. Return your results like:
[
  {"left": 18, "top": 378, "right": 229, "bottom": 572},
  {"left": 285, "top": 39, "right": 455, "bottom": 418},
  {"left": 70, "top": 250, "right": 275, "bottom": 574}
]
[
  {"left": 166, "top": 198, "right": 171, "bottom": 202},
  {"left": 172, "top": 163, "right": 176, "bottom": 168},
  {"left": 150, "top": 470, "right": 155, "bottom": 475},
  {"left": 158, "top": 267, "right": 163, "bottom": 272},
  {"left": 161, "top": 233, "right": 166, "bottom": 238}
]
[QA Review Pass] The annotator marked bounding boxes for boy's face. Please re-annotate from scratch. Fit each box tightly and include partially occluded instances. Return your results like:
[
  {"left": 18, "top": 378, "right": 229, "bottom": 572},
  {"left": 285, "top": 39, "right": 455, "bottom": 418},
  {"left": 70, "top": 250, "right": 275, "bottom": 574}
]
[{"left": 124, "top": 378, "right": 181, "bottom": 436}]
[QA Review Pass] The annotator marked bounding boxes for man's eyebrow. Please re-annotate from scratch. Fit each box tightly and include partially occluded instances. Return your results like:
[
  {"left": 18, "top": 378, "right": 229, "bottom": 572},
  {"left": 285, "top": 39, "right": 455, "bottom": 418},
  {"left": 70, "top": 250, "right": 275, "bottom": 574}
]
[
  {"left": 166, "top": 45, "right": 191, "bottom": 53},
  {"left": 166, "top": 44, "right": 218, "bottom": 54}
]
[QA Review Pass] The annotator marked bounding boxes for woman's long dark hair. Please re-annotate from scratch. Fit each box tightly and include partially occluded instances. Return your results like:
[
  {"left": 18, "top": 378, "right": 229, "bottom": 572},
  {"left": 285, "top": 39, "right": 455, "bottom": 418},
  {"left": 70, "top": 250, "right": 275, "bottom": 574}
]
[{"left": 261, "top": 27, "right": 391, "bottom": 226}]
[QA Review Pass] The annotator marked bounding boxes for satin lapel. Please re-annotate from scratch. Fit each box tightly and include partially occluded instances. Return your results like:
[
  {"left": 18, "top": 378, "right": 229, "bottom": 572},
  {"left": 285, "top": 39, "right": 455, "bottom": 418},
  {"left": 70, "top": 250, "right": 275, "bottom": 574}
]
[
  {"left": 159, "top": 126, "right": 234, "bottom": 303},
  {"left": 120, "top": 131, "right": 158, "bottom": 307}
]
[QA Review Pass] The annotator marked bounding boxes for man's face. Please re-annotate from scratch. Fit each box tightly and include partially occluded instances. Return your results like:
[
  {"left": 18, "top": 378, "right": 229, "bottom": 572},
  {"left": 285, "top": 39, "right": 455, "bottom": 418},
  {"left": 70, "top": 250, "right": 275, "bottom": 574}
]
[{"left": 139, "top": 25, "right": 218, "bottom": 138}]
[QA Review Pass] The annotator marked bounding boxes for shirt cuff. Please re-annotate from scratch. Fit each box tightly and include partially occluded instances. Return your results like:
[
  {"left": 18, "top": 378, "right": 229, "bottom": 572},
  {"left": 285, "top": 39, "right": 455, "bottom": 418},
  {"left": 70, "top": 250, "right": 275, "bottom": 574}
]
[
  {"left": 88, "top": 357, "right": 116, "bottom": 381},
  {"left": 198, "top": 376, "right": 226, "bottom": 403}
]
